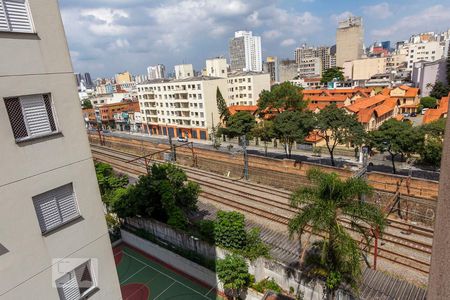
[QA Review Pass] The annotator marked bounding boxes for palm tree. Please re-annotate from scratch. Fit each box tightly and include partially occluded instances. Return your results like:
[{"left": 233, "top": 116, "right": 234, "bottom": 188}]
[{"left": 288, "top": 169, "right": 385, "bottom": 298}]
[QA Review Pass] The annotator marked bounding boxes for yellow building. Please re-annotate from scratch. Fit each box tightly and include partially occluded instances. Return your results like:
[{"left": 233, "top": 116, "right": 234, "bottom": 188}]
[{"left": 115, "top": 71, "right": 132, "bottom": 84}]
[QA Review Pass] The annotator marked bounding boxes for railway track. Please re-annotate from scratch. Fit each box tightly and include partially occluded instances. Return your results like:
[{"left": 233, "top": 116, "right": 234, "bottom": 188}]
[{"left": 90, "top": 144, "right": 432, "bottom": 274}]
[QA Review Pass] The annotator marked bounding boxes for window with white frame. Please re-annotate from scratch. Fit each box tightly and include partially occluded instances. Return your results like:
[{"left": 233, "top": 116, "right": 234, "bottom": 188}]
[
  {"left": 0, "top": 0, "right": 34, "bottom": 33},
  {"left": 32, "top": 183, "right": 80, "bottom": 234},
  {"left": 4, "top": 93, "right": 58, "bottom": 142},
  {"left": 56, "top": 260, "right": 96, "bottom": 300}
]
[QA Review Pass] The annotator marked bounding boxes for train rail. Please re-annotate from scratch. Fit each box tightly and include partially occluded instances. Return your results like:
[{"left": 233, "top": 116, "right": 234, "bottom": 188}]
[{"left": 90, "top": 144, "right": 432, "bottom": 274}]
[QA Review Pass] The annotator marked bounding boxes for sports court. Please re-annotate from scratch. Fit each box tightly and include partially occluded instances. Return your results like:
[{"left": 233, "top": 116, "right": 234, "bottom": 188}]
[{"left": 114, "top": 244, "right": 222, "bottom": 300}]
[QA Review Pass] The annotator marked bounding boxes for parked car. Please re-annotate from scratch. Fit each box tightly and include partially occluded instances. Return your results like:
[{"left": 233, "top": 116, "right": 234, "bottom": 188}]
[
  {"left": 177, "top": 136, "right": 188, "bottom": 142},
  {"left": 421, "top": 108, "right": 429, "bottom": 115},
  {"left": 402, "top": 112, "right": 410, "bottom": 117},
  {"left": 410, "top": 112, "right": 417, "bottom": 117}
]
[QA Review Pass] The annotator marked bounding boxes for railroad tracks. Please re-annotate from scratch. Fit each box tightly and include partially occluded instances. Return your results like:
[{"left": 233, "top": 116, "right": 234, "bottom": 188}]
[{"left": 90, "top": 144, "right": 432, "bottom": 275}]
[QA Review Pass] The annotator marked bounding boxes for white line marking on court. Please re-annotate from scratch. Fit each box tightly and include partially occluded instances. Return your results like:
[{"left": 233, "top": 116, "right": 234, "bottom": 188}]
[
  {"left": 153, "top": 282, "right": 176, "bottom": 300},
  {"left": 120, "top": 265, "right": 147, "bottom": 284},
  {"left": 122, "top": 250, "right": 214, "bottom": 299},
  {"left": 204, "top": 282, "right": 219, "bottom": 297}
]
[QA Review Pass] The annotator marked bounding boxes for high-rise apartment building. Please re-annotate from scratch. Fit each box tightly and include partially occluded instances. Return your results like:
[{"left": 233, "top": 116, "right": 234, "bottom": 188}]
[
  {"left": 336, "top": 16, "right": 364, "bottom": 67},
  {"left": 137, "top": 76, "right": 228, "bottom": 139},
  {"left": 84, "top": 72, "right": 93, "bottom": 87},
  {"left": 402, "top": 41, "right": 445, "bottom": 70},
  {"left": 115, "top": 71, "right": 132, "bottom": 84},
  {"left": 147, "top": 64, "right": 166, "bottom": 80},
  {"left": 295, "top": 45, "right": 334, "bottom": 74},
  {"left": 205, "top": 57, "right": 228, "bottom": 78},
  {"left": 229, "top": 31, "right": 262, "bottom": 72},
  {"left": 0, "top": 0, "right": 121, "bottom": 299},
  {"left": 298, "top": 57, "right": 322, "bottom": 78},
  {"left": 279, "top": 59, "right": 298, "bottom": 82},
  {"left": 264, "top": 56, "right": 279, "bottom": 83}
]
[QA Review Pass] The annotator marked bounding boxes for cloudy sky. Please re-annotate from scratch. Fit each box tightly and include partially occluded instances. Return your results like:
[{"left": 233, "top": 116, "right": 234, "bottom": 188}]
[{"left": 60, "top": 0, "right": 450, "bottom": 78}]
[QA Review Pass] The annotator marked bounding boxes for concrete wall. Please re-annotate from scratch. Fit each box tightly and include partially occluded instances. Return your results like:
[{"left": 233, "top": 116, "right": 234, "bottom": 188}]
[{"left": 0, "top": 1, "right": 121, "bottom": 298}]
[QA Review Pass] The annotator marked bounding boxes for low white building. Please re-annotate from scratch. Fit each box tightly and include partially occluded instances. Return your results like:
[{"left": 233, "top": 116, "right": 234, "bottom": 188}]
[{"left": 227, "top": 71, "right": 270, "bottom": 106}]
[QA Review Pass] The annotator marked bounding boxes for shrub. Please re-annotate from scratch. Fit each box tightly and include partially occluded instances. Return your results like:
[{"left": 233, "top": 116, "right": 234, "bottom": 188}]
[
  {"left": 217, "top": 254, "right": 251, "bottom": 298},
  {"left": 214, "top": 211, "right": 246, "bottom": 249},
  {"left": 252, "top": 278, "right": 282, "bottom": 294},
  {"left": 196, "top": 219, "right": 216, "bottom": 244}
]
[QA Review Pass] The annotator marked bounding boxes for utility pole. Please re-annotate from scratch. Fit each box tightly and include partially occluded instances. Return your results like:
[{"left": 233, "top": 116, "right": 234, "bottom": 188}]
[
  {"left": 242, "top": 135, "right": 249, "bottom": 180},
  {"left": 168, "top": 131, "right": 176, "bottom": 162}
]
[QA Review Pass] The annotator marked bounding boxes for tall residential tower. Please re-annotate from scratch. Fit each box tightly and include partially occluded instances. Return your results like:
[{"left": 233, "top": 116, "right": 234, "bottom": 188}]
[
  {"left": 336, "top": 16, "right": 364, "bottom": 67},
  {"left": 229, "top": 31, "right": 262, "bottom": 72}
]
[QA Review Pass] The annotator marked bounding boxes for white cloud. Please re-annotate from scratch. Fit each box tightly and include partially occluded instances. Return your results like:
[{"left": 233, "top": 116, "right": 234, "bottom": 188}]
[
  {"left": 281, "top": 38, "right": 296, "bottom": 47},
  {"left": 362, "top": 3, "right": 392, "bottom": 19},
  {"left": 331, "top": 11, "right": 353, "bottom": 24},
  {"left": 263, "top": 30, "right": 281, "bottom": 40},
  {"left": 80, "top": 8, "right": 129, "bottom": 36},
  {"left": 371, "top": 5, "right": 450, "bottom": 40}
]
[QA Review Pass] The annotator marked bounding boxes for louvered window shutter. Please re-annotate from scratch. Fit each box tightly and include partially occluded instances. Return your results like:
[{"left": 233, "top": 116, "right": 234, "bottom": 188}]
[
  {"left": 4, "top": 97, "right": 28, "bottom": 139},
  {"left": 55, "top": 184, "right": 79, "bottom": 223},
  {"left": 20, "top": 95, "right": 52, "bottom": 136},
  {"left": 3, "top": 0, "right": 33, "bottom": 33},
  {"left": 57, "top": 271, "right": 81, "bottom": 300},
  {"left": 0, "top": 1, "right": 9, "bottom": 31},
  {"left": 32, "top": 183, "right": 79, "bottom": 233}
]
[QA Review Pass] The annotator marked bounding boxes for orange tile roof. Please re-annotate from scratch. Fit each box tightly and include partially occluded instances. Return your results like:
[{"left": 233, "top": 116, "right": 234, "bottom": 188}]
[
  {"left": 346, "top": 94, "right": 387, "bottom": 113},
  {"left": 423, "top": 94, "right": 449, "bottom": 124},
  {"left": 304, "top": 130, "right": 324, "bottom": 143},
  {"left": 394, "top": 115, "right": 404, "bottom": 121},
  {"left": 358, "top": 108, "right": 375, "bottom": 123},
  {"left": 305, "top": 95, "right": 348, "bottom": 102},
  {"left": 302, "top": 90, "right": 328, "bottom": 95},
  {"left": 228, "top": 105, "right": 258, "bottom": 115}
]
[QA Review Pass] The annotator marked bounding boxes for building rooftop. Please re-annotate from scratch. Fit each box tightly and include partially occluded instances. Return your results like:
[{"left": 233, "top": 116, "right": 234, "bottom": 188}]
[
  {"left": 138, "top": 76, "right": 224, "bottom": 85},
  {"left": 228, "top": 70, "right": 269, "bottom": 77}
]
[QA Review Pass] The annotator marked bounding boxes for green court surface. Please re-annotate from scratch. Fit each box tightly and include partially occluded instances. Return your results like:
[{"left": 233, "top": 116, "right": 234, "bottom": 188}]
[{"left": 114, "top": 244, "right": 222, "bottom": 300}]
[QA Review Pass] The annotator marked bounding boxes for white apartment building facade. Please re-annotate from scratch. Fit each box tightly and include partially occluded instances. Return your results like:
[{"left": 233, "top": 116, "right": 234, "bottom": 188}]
[
  {"left": 147, "top": 64, "right": 166, "bottom": 79},
  {"left": 205, "top": 57, "right": 228, "bottom": 78},
  {"left": 175, "top": 64, "right": 194, "bottom": 79},
  {"left": 137, "top": 76, "right": 228, "bottom": 140},
  {"left": 403, "top": 41, "right": 446, "bottom": 70},
  {"left": 227, "top": 71, "right": 270, "bottom": 106},
  {"left": 229, "top": 31, "right": 262, "bottom": 72},
  {"left": 0, "top": 0, "right": 121, "bottom": 299},
  {"left": 298, "top": 57, "right": 322, "bottom": 78}
]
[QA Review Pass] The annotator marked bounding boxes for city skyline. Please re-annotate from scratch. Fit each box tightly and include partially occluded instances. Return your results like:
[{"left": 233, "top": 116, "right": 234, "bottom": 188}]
[{"left": 60, "top": 0, "right": 450, "bottom": 78}]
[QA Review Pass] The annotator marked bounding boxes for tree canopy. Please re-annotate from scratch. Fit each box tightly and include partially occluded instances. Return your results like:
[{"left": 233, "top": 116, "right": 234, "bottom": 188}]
[
  {"left": 420, "top": 96, "right": 438, "bottom": 109},
  {"left": 216, "top": 87, "right": 230, "bottom": 122},
  {"left": 369, "top": 119, "right": 421, "bottom": 174},
  {"left": 430, "top": 81, "right": 450, "bottom": 99},
  {"left": 316, "top": 104, "right": 365, "bottom": 166},
  {"left": 272, "top": 110, "right": 315, "bottom": 158},
  {"left": 219, "top": 111, "right": 256, "bottom": 139},
  {"left": 288, "top": 169, "right": 385, "bottom": 296},
  {"left": 82, "top": 99, "right": 93, "bottom": 109},
  {"left": 321, "top": 67, "right": 344, "bottom": 84},
  {"left": 417, "top": 118, "right": 447, "bottom": 167},
  {"left": 109, "top": 163, "right": 200, "bottom": 229},
  {"left": 217, "top": 254, "right": 251, "bottom": 299},
  {"left": 257, "top": 82, "right": 306, "bottom": 117},
  {"left": 251, "top": 120, "right": 275, "bottom": 156}
]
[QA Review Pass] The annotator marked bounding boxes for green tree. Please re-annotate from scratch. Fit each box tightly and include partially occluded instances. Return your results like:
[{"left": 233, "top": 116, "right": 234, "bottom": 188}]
[
  {"left": 110, "top": 163, "right": 200, "bottom": 230},
  {"left": 288, "top": 169, "right": 385, "bottom": 298},
  {"left": 251, "top": 120, "right": 275, "bottom": 156},
  {"left": 316, "top": 104, "right": 365, "bottom": 167},
  {"left": 417, "top": 118, "right": 446, "bottom": 167},
  {"left": 82, "top": 99, "right": 93, "bottom": 109},
  {"left": 216, "top": 87, "right": 230, "bottom": 122},
  {"left": 214, "top": 211, "right": 247, "bottom": 249},
  {"left": 257, "top": 82, "right": 306, "bottom": 117},
  {"left": 321, "top": 67, "right": 344, "bottom": 84},
  {"left": 217, "top": 254, "right": 251, "bottom": 299},
  {"left": 95, "top": 162, "right": 128, "bottom": 207},
  {"left": 219, "top": 111, "right": 256, "bottom": 139},
  {"left": 369, "top": 119, "right": 421, "bottom": 174},
  {"left": 420, "top": 96, "right": 438, "bottom": 109},
  {"left": 430, "top": 81, "right": 450, "bottom": 99},
  {"left": 272, "top": 111, "right": 315, "bottom": 158}
]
